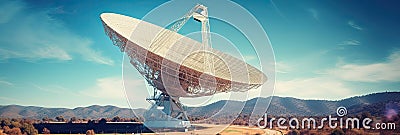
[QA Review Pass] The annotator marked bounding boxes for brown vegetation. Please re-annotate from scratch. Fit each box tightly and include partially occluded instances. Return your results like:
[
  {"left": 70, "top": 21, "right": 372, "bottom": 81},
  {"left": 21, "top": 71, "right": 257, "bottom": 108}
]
[
  {"left": 0, "top": 118, "right": 38, "bottom": 135},
  {"left": 42, "top": 127, "right": 50, "bottom": 134},
  {"left": 86, "top": 129, "right": 95, "bottom": 135}
]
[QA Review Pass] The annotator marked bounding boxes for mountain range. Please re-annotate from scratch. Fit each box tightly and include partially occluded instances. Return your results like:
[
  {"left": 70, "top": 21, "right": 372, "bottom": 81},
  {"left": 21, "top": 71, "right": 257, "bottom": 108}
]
[{"left": 1, "top": 92, "right": 399, "bottom": 120}]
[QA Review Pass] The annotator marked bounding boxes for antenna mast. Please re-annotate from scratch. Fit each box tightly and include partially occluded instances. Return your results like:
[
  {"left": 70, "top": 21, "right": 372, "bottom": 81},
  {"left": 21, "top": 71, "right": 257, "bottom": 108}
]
[{"left": 149, "top": 5, "right": 213, "bottom": 75}]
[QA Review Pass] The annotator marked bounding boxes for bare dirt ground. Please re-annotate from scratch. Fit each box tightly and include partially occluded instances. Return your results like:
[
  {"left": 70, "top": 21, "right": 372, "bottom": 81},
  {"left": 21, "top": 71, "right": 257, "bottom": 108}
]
[
  {"left": 37, "top": 124, "right": 282, "bottom": 135},
  {"left": 219, "top": 125, "right": 282, "bottom": 135}
]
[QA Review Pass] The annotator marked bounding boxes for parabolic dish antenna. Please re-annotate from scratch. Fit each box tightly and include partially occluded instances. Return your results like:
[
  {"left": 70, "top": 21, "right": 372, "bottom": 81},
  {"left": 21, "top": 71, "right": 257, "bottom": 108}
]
[{"left": 101, "top": 4, "right": 267, "bottom": 130}]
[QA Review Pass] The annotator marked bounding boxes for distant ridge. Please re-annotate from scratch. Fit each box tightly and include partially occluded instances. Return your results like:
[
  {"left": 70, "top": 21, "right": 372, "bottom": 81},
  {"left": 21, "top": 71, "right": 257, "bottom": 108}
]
[
  {"left": 1, "top": 92, "right": 399, "bottom": 119},
  {"left": 0, "top": 105, "right": 146, "bottom": 119},
  {"left": 187, "top": 92, "right": 400, "bottom": 117}
]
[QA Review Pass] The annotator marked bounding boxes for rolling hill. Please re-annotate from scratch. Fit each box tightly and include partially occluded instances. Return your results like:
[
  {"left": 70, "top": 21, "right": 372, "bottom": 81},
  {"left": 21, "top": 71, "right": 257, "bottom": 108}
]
[
  {"left": 0, "top": 92, "right": 399, "bottom": 119},
  {"left": 0, "top": 105, "right": 146, "bottom": 120}
]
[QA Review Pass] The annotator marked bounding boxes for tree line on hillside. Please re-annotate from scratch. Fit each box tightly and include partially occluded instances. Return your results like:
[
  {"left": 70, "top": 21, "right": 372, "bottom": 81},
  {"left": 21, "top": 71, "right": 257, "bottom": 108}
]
[
  {"left": 0, "top": 116, "right": 142, "bottom": 135},
  {"left": 41, "top": 115, "right": 142, "bottom": 123}
]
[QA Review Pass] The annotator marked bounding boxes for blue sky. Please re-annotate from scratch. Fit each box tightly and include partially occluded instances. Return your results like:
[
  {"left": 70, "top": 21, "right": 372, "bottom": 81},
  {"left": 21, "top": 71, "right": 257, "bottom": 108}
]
[{"left": 0, "top": 0, "right": 399, "bottom": 108}]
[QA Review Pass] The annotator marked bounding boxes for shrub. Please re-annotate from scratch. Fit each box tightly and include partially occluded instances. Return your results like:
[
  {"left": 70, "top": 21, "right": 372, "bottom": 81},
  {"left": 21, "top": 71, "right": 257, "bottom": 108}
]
[{"left": 86, "top": 129, "right": 95, "bottom": 135}]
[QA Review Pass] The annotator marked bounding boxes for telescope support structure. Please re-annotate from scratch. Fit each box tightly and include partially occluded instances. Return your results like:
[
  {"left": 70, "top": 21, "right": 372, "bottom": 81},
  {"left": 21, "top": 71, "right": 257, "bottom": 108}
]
[
  {"left": 144, "top": 88, "right": 191, "bottom": 129},
  {"left": 143, "top": 4, "right": 212, "bottom": 129}
]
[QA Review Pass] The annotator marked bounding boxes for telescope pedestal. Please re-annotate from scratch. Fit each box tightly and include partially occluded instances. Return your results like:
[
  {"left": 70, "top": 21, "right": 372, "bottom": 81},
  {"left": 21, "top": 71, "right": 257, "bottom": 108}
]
[{"left": 144, "top": 91, "right": 191, "bottom": 129}]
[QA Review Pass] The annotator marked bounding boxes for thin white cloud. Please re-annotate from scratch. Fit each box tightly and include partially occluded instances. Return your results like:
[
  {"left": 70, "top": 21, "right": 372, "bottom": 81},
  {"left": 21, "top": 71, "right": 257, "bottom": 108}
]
[
  {"left": 0, "top": 47, "right": 72, "bottom": 61},
  {"left": 80, "top": 45, "right": 114, "bottom": 65},
  {"left": 34, "top": 46, "right": 72, "bottom": 60},
  {"left": 0, "top": 80, "right": 13, "bottom": 86},
  {"left": 270, "top": 0, "right": 287, "bottom": 20},
  {"left": 0, "top": 96, "right": 20, "bottom": 102},
  {"left": 275, "top": 61, "right": 292, "bottom": 74},
  {"left": 275, "top": 77, "right": 355, "bottom": 100},
  {"left": 272, "top": 50, "right": 400, "bottom": 100},
  {"left": 244, "top": 55, "right": 256, "bottom": 61},
  {"left": 0, "top": 0, "right": 114, "bottom": 65},
  {"left": 80, "top": 77, "right": 145, "bottom": 100},
  {"left": 307, "top": 8, "right": 319, "bottom": 21},
  {"left": 338, "top": 39, "right": 361, "bottom": 46},
  {"left": 348, "top": 21, "right": 363, "bottom": 30},
  {"left": 49, "top": 6, "right": 76, "bottom": 15},
  {"left": 32, "top": 83, "right": 79, "bottom": 96},
  {"left": 326, "top": 50, "right": 400, "bottom": 82}
]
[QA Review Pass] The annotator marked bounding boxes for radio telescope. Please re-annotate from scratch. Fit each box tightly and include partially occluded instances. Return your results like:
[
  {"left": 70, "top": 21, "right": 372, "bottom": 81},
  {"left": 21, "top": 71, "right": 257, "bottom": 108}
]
[{"left": 101, "top": 4, "right": 267, "bottom": 130}]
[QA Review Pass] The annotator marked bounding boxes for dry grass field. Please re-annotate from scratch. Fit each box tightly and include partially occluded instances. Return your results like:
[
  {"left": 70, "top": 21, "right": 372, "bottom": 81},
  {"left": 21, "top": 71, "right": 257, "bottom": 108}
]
[
  {"left": 219, "top": 125, "right": 282, "bottom": 135},
  {"left": 37, "top": 124, "right": 283, "bottom": 135}
]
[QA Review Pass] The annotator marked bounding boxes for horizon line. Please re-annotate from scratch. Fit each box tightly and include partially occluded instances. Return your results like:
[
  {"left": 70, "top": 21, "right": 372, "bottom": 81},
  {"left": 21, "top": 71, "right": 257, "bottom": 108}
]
[{"left": 1, "top": 91, "right": 398, "bottom": 109}]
